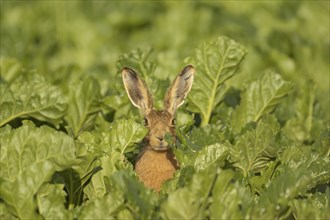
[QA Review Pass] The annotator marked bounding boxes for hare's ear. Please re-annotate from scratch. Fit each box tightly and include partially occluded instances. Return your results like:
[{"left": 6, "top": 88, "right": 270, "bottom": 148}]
[
  {"left": 164, "top": 65, "right": 195, "bottom": 115},
  {"left": 122, "top": 67, "right": 153, "bottom": 115}
]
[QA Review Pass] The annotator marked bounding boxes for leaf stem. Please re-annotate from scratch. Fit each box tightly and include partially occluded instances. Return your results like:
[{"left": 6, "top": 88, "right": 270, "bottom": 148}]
[{"left": 202, "top": 41, "right": 230, "bottom": 127}]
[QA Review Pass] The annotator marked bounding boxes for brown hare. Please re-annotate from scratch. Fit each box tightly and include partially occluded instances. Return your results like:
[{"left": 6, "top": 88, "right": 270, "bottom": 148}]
[{"left": 122, "top": 65, "right": 195, "bottom": 191}]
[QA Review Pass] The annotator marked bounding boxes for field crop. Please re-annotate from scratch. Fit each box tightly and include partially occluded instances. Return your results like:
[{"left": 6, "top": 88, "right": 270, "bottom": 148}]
[{"left": 1, "top": 1, "right": 329, "bottom": 219}]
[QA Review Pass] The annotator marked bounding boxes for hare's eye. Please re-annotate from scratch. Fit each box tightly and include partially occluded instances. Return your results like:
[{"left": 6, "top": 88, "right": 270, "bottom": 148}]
[
  {"left": 144, "top": 118, "right": 149, "bottom": 126},
  {"left": 171, "top": 119, "right": 175, "bottom": 126}
]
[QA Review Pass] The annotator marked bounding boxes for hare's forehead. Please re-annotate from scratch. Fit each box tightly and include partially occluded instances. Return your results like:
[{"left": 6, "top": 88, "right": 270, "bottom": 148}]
[{"left": 146, "top": 110, "right": 172, "bottom": 123}]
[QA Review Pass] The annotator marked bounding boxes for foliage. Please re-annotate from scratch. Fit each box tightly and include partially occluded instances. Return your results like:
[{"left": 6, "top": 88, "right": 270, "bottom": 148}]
[{"left": 1, "top": 1, "right": 329, "bottom": 219}]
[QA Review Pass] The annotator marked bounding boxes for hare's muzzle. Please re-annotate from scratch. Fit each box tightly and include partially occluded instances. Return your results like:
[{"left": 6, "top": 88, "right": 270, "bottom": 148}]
[{"left": 149, "top": 135, "right": 169, "bottom": 151}]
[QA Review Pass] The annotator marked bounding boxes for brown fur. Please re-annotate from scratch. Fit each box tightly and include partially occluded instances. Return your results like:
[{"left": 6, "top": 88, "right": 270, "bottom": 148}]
[
  {"left": 135, "top": 109, "right": 178, "bottom": 191},
  {"left": 122, "top": 65, "right": 195, "bottom": 191},
  {"left": 135, "top": 149, "right": 179, "bottom": 191}
]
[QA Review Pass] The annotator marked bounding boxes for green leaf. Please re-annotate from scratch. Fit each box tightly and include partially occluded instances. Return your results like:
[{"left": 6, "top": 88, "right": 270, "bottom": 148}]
[
  {"left": 52, "top": 169, "right": 84, "bottom": 208},
  {"left": 209, "top": 170, "right": 252, "bottom": 219},
  {"left": 77, "top": 194, "right": 121, "bottom": 219},
  {"left": 37, "top": 184, "right": 70, "bottom": 219},
  {"left": 307, "top": 156, "right": 330, "bottom": 188},
  {"left": 0, "top": 121, "right": 76, "bottom": 219},
  {"left": 173, "top": 125, "right": 224, "bottom": 169},
  {"left": 109, "top": 119, "right": 148, "bottom": 154},
  {"left": 0, "top": 74, "right": 67, "bottom": 127},
  {"left": 231, "top": 71, "right": 294, "bottom": 132},
  {"left": 116, "top": 47, "right": 156, "bottom": 81},
  {"left": 65, "top": 76, "right": 102, "bottom": 137},
  {"left": 55, "top": 136, "right": 103, "bottom": 207},
  {"left": 161, "top": 167, "right": 218, "bottom": 220},
  {"left": 82, "top": 120, "right": 147, "bottom": 201},
  {"left": 228, "top": 115, "right": 281, "bottom": 177},
  {"left": 187, "top": 36, "right": 247, "bottom": 126},
  {"left": 106, "top": 171, "right": 158, "bottom": 219},
  {"left": 249, "top": 167, "right": 314, "bottom": 219},
  {"left": 161, "top": 166, "right": 196, "bottom": 193},
  {"left": 194, "top": 143, "right": 229, "bottom": 171},
  {"left": 284, "top": 81, "right": 316, "bottom": 142},
  {"left": 0, "top": 201, "right": 16, "bottom": 220},
  {"left": 82, "top": 154, "right": 125, "bottom": 201},
  {"left": 0, "top": 58, "right": 22, "bottom": 83},
  {"left": 75, "top": 131, "right": 112, "bottom": 201},
  {"left": 279, "top": 146, "right": 330, "bottom": 187},
  {"left": 248, "top": 161, "right": 280, "bottom": 195},
  {"left": 278, "top": 145, "right": 306, "bottom": 169},
  {"left": 291, "top": 191, "right": 330, "bottom": 220},
  {"left": 80, "top": 171, "right": 158, "bottom": 219},
  {"left": 176, "top": 125, "right": 221, "bottom": 153}
]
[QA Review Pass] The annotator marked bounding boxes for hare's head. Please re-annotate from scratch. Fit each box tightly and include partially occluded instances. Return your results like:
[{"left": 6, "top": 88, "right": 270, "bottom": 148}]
[{"left": 122, "top": 65, "right": 195, "bottom": 151}]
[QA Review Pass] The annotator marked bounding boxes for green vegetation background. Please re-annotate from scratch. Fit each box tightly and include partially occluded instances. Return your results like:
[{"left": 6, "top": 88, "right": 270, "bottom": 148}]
[
  {"left": 0, "top": 1, "right": 329, "bottom": 219},
  {"left": 2, "top": 1, "right": 329, "bottom": 98}
]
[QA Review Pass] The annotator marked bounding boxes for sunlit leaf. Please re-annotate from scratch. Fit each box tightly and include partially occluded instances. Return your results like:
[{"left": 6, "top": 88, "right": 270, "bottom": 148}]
[
  {"left": 161, "top": 167, "right": 219, "bottom": 219},
  {"left": 109, "top": 119, "right": 148, "bottom": 154},
  {"left": 65, "top": 76, "right": 102, "bottom": 137},
  {"left": 0, "top": 74, "right": 67, "bottom": 127},
  {"left": 194, "top": 143, "right": 229, "bottom": 171},
  {"left": 231, "top": 71, "right": 293, "bottom": 132},
  {"left": 37, "top": 184, "right": 70, "bottom": 219},
  {"left": 228, "top": 115, "right": 281, "bottom": 177},
  {"left": 0, "top": 121, "right": 76, "bottom": 219},
  {"left": 187, "top": 36, "right": 247, "bottom": 126}
]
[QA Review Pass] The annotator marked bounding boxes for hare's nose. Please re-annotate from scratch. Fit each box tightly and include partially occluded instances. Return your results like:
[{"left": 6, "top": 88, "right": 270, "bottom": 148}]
[{"left": 156, "top": 136, "right": 164, "bottom": 141}]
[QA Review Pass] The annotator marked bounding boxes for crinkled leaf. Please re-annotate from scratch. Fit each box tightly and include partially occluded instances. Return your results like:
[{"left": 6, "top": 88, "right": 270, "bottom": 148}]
[
  {"left": 291, "top": 192, "right": 330, "bottom": 220},
  {"left": 161, "top": 166, "right": 196, "bottom": 193},
  {"left": 249, "top": 167, "right": 314, "bottom": 219},
  {"left": 248, "top": 161, "right": 280, "bottom": 195},
  {"left": 75, "top": 132, "right": 112, "bottom": 200},
  {"left": 173, "top": 125, "right": 223, "bottom": 169},
  {"left": 187, "top": 36, "right": 247, "bottom": 126},
  {"left": 209, "top": 170, "right": 252, "bottom": 219},
  {"left": 77, "top": 194, "right": 121, "bottom": 219},
  {"left": 194, "top": 143, "right": 229, "bottom": 171},
  {"left": 109, "top": 119, "right": 148, "bottom": 154},
  {"left": 105, "top": 171, "right": 158, "bottom": 219},
  {"left": 83, "top": 151, "right": 136, "bottom": 202},
  {"left": 250, "top": 153, "right": 330, "bottom": 219},
  {"left": 52, "top": 136, "right": 103, "bottom": 207},
  {"left": 0, "top": 121, "right": 76, "bottom": 219},
  {"left": 279, "top": 146, "right": 330, "bottom": 187},
  {"left": 0, "top": 74, "right": 67, "bottom": 127},
  {"left": 229, "top": 115, "right": 281, "bottom": 177},
  {"left": 161, "top": 167, "right": 218, "bottom": 220},
  {"left": 307, "top": 156, "right": 330, "bottom": 188},
  {"left": 81, "top": 120, "right": 146, "bottom": 201},
  {"left": 37, "top": 184, "right": 70, "bottom": 219},
  {"left": 176, "top": 125, "right": 220, "bottom": 153},
  {"left": 231, "top": 71, "right": 293, "bottom": 132},
  {"left": 65, "top": 76, "right": 102, "bottom": 137}
]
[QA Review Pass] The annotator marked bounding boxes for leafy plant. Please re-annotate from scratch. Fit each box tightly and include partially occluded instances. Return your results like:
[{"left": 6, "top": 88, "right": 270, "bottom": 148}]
[
  {"left": 1, "top": 1, "right": 329, "bottom": 219},
  {"left": 231, "top": 71, "right": 294, "bottom": 132},
  {"left": 0, "top": 72, "right": 67, "bottom": 128},
  {"left": 187, "top": 36, "right": 247, "bottom": 126}
]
